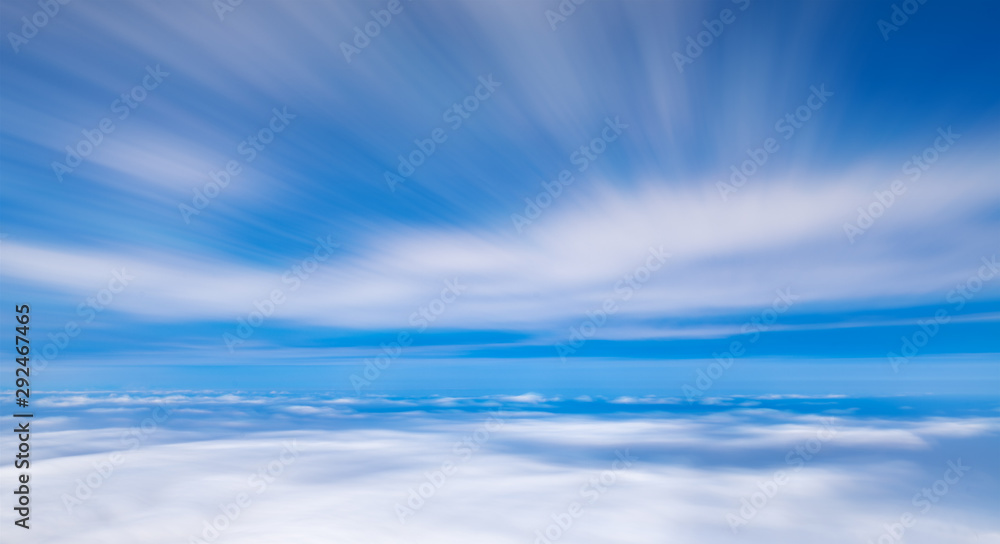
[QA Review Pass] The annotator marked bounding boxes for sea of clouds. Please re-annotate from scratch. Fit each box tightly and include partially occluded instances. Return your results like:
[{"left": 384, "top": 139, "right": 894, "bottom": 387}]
[{"left": 1, "top": 392, "right": 997, "bottom": 543}]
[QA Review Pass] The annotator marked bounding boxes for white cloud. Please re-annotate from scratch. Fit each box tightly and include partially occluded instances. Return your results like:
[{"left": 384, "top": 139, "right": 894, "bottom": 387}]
[
  {"left": 3, "top": 157, "right": 998, "bottom": 337},
  {"left": 3, "top": 403, "right": 997, "bottom": 543}
]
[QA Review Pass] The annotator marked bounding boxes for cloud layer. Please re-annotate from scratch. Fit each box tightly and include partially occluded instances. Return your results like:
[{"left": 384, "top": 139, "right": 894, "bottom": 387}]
[{"left": 2, "top": 393, "right": 998, "bottom": 543}]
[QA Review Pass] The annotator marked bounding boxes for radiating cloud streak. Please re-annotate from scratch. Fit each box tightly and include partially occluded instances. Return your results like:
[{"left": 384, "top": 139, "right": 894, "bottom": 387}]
[{"left": 1, "top": 0, "right": 998, "bottom": 385}]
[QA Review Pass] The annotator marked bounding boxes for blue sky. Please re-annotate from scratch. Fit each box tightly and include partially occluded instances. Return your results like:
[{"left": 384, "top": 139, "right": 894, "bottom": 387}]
[
  {"left": 2, "top": 4, "right": 999, "bottom": 543},
  {"left": 1, "top": 0, "right": 998, "bottom": 395}
]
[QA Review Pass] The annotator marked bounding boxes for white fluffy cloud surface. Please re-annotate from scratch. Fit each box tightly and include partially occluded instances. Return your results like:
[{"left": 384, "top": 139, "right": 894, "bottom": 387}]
[{"left": 2, "top": 393, "right": 998, "bottom": 543}]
